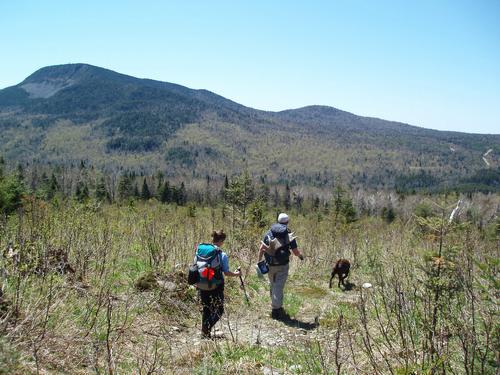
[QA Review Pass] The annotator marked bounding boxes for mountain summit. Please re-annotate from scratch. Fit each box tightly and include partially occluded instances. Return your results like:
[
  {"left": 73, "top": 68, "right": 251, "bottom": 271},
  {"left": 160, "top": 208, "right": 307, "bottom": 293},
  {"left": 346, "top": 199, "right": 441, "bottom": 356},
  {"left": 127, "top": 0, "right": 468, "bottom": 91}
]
[
  {"left": 19, "top": 64, "right": 132, "bottom": 98},
  {"left": 0, "top": 63, "right": 498, "bottom": 191}
]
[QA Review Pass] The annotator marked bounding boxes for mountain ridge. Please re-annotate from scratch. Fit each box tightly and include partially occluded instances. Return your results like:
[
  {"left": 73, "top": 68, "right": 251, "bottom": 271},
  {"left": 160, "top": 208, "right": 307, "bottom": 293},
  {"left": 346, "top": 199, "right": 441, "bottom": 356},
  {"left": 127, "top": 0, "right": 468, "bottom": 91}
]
[
  {"left": 0, "top": 63, "right": 498, "bottom": 192},
  {"left": 3, "top": 63, "right": 498, "bottom": 136}
]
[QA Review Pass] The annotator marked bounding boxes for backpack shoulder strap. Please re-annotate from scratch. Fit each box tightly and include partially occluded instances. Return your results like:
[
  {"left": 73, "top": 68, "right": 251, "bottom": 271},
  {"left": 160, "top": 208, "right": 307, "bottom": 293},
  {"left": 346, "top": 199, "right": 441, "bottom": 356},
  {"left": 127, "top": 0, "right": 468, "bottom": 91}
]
[{"left": 214, "top": 247, "right": 223, "bottom": 263}]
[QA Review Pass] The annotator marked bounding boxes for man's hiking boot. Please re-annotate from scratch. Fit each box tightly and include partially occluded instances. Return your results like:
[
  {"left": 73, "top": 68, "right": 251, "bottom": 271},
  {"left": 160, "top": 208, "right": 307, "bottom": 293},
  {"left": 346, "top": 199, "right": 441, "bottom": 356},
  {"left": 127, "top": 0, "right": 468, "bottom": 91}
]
[
  {"left": 271, "top": 307, "right": 290, "bottom": 321},
  {"left": 271, "top": 308, "right": 281, "bottom": 320}
]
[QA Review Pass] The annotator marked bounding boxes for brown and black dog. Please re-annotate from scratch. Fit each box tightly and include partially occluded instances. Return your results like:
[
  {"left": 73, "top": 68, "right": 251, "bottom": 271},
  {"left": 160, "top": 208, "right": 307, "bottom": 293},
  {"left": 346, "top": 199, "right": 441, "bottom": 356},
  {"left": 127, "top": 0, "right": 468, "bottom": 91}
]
[{"left": 329, "top": 259, "right": 350, "bottom": 289}]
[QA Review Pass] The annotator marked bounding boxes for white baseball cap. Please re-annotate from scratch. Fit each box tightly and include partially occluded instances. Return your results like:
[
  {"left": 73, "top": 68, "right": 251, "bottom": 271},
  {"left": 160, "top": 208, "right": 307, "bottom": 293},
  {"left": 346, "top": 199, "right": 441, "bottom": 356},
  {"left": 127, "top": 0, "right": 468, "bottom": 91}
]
[{"left": 278, "top": 213, "right": 289, "bottom": 224}]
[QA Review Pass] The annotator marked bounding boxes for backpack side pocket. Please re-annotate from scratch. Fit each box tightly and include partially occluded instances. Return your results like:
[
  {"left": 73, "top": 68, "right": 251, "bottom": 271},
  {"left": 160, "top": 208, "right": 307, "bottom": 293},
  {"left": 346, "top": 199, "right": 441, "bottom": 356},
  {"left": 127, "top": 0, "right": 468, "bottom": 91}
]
[{"left": 187, "top": 263, "right": 200, "bottom": 285}]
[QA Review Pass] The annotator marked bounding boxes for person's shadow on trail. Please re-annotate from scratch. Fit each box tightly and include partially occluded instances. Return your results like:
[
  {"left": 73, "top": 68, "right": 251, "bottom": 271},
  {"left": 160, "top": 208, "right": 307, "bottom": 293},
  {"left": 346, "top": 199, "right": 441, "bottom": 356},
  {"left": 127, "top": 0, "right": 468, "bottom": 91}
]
[{"left": 280, "top": 316, "right": 319, "bottom": 331}]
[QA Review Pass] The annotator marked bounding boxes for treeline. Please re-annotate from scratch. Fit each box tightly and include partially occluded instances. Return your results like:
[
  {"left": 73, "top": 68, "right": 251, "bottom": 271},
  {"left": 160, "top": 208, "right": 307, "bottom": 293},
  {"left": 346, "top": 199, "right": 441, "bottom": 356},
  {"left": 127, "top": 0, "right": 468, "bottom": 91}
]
[
  {"left": 394, "top": 168, "right": 500, "bottom": 194},
  {"left": 0, "top": 158, "right": 355, "bottom": 218},
  {"left": 21, "top": 163, "right": 191, "bottom": 206},
  {"left": 0, "top": 159, "right": 438, "bottom": 232},
  {"left": 4, "top": 159, "right": 187, "bottom": 207},
  {"left": 1, "top": 158, "right": 498, "bottom": 235}
]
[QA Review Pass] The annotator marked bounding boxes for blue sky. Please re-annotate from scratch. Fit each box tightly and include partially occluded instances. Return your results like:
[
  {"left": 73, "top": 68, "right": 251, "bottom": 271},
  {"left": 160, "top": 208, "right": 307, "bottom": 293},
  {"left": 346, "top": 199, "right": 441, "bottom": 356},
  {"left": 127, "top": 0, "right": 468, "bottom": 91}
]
[{"left": 1, "top": 0, "right": 499, "bottom": 134}]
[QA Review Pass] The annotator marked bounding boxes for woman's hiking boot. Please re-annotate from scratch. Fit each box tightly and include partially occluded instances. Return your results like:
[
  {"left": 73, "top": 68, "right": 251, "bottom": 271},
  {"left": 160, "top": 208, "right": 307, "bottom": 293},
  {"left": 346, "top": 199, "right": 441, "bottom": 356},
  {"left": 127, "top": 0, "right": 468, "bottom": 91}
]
[
  {"left": 271, "top": 307, "right": 289, "bottom": 321},
  {"left": 201, "top": 326, "right": 211, "bottom": 339}
]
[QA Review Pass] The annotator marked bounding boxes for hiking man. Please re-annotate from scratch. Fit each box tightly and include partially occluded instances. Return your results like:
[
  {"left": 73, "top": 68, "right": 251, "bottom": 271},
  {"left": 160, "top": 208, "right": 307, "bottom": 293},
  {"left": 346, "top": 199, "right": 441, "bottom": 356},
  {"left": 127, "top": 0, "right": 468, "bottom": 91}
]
[{"left": 258, "top": 213, "right": 304, "bottom": 320}]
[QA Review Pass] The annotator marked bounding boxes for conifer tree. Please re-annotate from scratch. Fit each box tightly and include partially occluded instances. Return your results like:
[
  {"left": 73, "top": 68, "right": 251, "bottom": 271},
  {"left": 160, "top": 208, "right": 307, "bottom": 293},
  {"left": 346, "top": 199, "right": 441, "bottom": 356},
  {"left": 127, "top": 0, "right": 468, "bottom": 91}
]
[
  {"left": 16, "top": 164, "right": 25, "bottom": 181},
  {"left": 118, "top": 174, "right": 134, "bottom": 200},
  {"left": 313, "top": 196, "right": 320, "bottom": 210},
  {"left": 75, "top": 181, "right": 89, "bottom": 202},
  {"left": 160, "top": 181, "right": 171, "bottom": 203},
  {"left": 156, "top": 171, "right": 164, "bottom": 193},
  {"left": 284, "top": 183, "right": 291, "bottom": 210},
  {"left": 220, "top": 174, "right": 229, "bottom": 201},
  {"left": 0, "top": 171, "right": 24, "bottom": 215},
  {"left": 225, "top": 172, "right": 255, "bottom": 228},
  {"left": 333, "top": 185, "right": 357, "bottom": 223},
  {"left": 273, "top": 186, "right": 280, "bottom": 207},
  {"left": 178, "top": 182, "right": 187, "bottom": 205},
  {"left": 205, "top": 174, "right": 211, "bottom": 204},
  {"left": 95, "top": 177, "right": 109, "bottom": 202},
  {"left": 47, "top": 173, "right": 59, "bottom": 200},
  {"left": 141, "top": 178, "right": 151, "bottom": 200}
]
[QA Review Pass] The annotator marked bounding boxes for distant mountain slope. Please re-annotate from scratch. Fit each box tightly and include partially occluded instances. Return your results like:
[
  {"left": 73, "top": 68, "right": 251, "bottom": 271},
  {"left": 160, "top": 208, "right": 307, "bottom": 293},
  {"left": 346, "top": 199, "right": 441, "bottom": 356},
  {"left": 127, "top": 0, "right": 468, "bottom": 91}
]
[{"left": 0, "top": 63, "right": 498, "bottom": 191}]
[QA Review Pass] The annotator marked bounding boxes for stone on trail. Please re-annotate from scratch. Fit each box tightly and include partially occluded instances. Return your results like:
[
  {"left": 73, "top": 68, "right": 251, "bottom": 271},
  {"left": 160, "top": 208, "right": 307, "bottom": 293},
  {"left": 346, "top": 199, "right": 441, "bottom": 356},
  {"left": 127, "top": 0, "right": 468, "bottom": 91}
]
[
  {"left": 158, "top": 280, "right": 177, "bottom": 291},
  {"left": 262, "top": 367, "right": 280, "bottom": 375}
]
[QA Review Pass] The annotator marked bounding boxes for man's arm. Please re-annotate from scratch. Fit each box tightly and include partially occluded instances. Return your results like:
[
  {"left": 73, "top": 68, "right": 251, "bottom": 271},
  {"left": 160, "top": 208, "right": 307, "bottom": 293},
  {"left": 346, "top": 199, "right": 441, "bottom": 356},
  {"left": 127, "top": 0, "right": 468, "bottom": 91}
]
[
  {"left": 291, "top": 247, "right": 304, "bottom": 260},
  {"left": 258, "top": 242, "right": 267, "bottom": 262}
]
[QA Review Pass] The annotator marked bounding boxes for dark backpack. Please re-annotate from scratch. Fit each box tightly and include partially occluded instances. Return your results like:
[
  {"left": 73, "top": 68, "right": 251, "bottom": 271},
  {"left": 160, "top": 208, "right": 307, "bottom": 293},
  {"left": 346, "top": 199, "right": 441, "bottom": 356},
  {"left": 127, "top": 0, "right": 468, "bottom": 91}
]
[
  {"left": 189, "top": 243, "right": 223, "bottom": 290},
  {"left": 264, "top": 224, "right": 291, "bottom": 266}
]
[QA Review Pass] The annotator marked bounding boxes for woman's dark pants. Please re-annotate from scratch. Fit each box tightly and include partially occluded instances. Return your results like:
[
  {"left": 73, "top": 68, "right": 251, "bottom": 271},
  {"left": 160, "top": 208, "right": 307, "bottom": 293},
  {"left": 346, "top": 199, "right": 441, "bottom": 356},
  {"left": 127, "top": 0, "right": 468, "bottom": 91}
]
[{"left": 199, "top": 284, "right": 224, "bottom": 334}]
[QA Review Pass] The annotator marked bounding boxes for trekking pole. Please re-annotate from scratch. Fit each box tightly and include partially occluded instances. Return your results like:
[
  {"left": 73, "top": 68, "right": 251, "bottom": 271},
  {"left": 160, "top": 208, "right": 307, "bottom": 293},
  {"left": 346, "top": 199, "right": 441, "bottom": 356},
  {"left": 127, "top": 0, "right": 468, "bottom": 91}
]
[{"left": 237, "top": 267, "right": 250, "bottom": 304}]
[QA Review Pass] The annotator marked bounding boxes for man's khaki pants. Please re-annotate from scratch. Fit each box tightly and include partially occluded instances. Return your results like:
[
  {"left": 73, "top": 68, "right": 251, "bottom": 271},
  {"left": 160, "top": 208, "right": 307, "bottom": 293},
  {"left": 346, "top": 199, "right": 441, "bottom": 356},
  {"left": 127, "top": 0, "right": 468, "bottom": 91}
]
[{"left": 268, "top": 263, "right": 289, "bottom": 309}]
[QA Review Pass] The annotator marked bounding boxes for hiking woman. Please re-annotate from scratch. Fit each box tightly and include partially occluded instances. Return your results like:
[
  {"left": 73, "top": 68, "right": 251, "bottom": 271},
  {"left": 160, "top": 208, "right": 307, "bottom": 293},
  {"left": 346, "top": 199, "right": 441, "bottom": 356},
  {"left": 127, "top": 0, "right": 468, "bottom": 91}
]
[{"left": 197, "top": 229, "right": 240, "bottom": 338}]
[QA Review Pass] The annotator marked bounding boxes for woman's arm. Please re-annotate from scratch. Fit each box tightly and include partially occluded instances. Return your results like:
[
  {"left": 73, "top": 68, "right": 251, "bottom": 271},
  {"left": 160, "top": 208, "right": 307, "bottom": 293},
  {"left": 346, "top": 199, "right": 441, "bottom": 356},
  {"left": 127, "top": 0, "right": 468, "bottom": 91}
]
[
  {"left": 223, "top": 269, "right": 241, "bottom": 277},
  {"left": 221, "top": 253, "right": 241, "bottom": 276}
]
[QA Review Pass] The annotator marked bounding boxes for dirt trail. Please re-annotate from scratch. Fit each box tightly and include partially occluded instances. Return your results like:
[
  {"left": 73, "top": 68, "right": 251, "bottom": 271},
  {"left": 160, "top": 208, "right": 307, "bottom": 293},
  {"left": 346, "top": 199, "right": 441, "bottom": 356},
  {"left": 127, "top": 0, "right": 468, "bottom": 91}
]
[
  {"left": 133, "top": 269, "right": 367, "bottom": 373},
  {"left": 166, "top": 286, "right": 361, "bottom": 356}
]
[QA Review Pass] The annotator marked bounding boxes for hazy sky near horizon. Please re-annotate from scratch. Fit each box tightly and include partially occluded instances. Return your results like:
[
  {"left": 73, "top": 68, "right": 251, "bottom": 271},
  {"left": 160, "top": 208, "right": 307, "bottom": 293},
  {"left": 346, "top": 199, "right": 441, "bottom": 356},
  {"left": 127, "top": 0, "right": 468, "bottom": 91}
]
[{"left": 1, "top": 0, "right": 499, "bottom": 134}]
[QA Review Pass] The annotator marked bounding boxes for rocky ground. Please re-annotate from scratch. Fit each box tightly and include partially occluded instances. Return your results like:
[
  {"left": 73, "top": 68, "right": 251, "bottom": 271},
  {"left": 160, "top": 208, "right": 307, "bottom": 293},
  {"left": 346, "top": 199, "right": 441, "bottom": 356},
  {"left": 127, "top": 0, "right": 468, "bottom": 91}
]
[{"left": 146, "top": 266, "right": 366, "bottom": 374}]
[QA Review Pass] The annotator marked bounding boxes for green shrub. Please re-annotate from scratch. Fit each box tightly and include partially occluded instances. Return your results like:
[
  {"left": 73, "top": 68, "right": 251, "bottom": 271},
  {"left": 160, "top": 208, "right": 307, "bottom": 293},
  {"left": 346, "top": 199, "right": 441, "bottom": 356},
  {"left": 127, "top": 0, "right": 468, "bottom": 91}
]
[
  {"left": 0, "top": 174, "right": 24, "bottom": 215},
  {"left": 0, "top": 338, "right": 22, "bottom": 375}
]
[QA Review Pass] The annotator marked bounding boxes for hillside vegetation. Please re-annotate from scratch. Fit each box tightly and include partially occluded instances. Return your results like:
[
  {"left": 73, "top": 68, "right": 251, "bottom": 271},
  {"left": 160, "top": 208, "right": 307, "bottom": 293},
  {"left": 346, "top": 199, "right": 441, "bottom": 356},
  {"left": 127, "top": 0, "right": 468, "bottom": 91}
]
[
  {"left": 0, "top": 64, "right": 499, "bottom": 193},
  {"left": 0, "top": 201, "right": 498, "bottom": 374},
  {"left": 0, "top": 161, "right": 499, "bottom": 373}
]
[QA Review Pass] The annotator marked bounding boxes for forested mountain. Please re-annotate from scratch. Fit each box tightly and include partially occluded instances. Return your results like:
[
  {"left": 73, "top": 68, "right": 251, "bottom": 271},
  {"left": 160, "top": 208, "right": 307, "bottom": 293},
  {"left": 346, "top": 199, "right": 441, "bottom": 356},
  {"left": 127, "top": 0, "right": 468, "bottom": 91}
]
[{"left": 0, "top": 63, "right": 498, "bottom": 192}]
